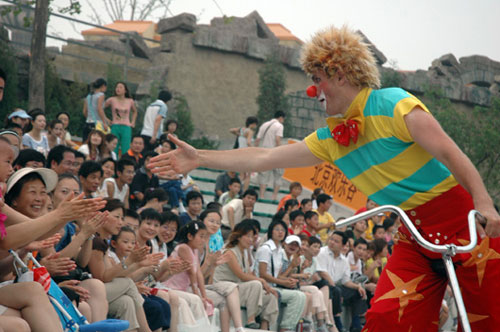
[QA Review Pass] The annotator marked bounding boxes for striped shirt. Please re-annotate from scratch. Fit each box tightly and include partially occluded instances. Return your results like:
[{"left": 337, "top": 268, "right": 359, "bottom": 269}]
[{"left": 305, "top": 87, "right": 457, "bottom": 210}]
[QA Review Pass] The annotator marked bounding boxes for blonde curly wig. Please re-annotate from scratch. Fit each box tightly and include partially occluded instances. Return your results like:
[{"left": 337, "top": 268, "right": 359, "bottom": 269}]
[{"left": 301, "top": 26, "right": 380, "bottom": 89}]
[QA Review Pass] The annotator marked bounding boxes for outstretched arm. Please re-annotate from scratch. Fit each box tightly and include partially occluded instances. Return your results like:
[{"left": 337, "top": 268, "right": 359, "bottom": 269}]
[
  {"left": 149, "top": 134, "right": 322, "bottom": 177},
  {"left": 405, "top": 107, "right": 500, "bottom": 237}
]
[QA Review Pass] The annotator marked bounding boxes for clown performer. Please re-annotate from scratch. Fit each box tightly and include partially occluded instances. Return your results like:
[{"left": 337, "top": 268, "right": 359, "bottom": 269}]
[{"left": 149, "top": 26, "right": 500, "bottom": 331}]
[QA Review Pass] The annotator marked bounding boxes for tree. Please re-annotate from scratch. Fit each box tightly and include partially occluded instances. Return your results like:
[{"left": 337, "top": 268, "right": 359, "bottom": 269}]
[
  {"left": 84, "top": 0, "right": 172, "bottom": 25},
  {"left": 426, "top": 87, "right": 500, "bottom": 204},
  {"left": 0, "top": 27, "right": 24, "bottom": 119},
  {"left": 256, "top": 56, "right": 288, "bottom": 124},
  {"left": 28, "top": 0, "right": 49, "bottom": 111},
  {"left": 2, "top": 0, "right": 82, "bottom": 111}
]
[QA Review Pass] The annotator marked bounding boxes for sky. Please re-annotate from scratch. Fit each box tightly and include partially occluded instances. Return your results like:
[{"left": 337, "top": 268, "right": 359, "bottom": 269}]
[{"left": 3, "top": 0, "right": 499, "bottom": 71}]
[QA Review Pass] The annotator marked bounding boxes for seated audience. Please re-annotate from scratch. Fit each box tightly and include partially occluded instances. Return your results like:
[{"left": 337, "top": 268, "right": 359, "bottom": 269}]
[
  {"left": 13, "top": 148, "right": 45, "bottom": 170},
  {"left": 130, "top": 151, "right": 159, "bottom": 210},
  {"left": 179, "top": 191, "right": 204, "bottom": 228},
  {"left": 277, "top": 182, "right": 303, "bottom": 211},
  {"left": 254, "top": 219, "right": 306, "bottom": 332},
  {"left": 218, "top": 178, "right": 241, "bottom": 206},
  {"left": 78, "top": 129, "right": 105, "bottom": 161},
  {"left": 214, "top": 222, "right": 279, "bottom": 330},
  {"left": 47, "top": 145, "right": 77, "bottom": 176},
  {"left": 316, "top": 231, "right": 367, "bottom": 332},
  {"left": 102, "top": 159, "right": 135, "bottom": 208},
  {"left": 121, "top": 135, "right": 145, "bottom": 169},
  {"left": 220, "top": 189, "right": 258, "bottom": 239},
  {"left": 78, "top": 161, "right": 103, "bottom": 198}
]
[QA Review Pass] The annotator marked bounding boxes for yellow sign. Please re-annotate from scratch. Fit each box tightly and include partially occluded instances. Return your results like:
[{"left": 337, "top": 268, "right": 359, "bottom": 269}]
[{"left": 282, "top": 141, "right": 367, "bottom": 211}]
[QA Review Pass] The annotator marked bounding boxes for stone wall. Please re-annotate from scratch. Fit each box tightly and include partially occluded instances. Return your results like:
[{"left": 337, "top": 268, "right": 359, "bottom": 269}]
[{"left": 16, "top": 10, "right": 498, "bottom": 142}]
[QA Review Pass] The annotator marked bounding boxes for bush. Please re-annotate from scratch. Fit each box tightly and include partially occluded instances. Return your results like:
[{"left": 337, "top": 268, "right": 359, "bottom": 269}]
[{"left": 256, "top": 56, "right": 289, "bottom": 124}]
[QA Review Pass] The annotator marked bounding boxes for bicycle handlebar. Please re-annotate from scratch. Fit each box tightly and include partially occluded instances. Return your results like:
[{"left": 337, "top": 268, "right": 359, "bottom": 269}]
[{"left": 334, "top": 205, "right": 480, "bottom": 256}]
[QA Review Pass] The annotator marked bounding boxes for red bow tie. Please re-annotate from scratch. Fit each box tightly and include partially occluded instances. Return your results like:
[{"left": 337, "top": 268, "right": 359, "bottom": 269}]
[{"left": 331, "top": 119, "right": 360, "bottom": 147}]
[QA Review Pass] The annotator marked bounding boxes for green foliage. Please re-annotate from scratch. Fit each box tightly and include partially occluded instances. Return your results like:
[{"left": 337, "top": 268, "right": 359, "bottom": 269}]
[
  {"left": 0, "top": 38, "right": 23, "bottom": 121},
  {"left": 188, "top": 136, "right": 220, "bottom": 150},
  {"left": 171, "top": 95, "right": 193, "bottom": 141},
  {"left": 170, "top": 95, "right": 218, "bottom": 150},
  {"left": 256, "top": 56, "right": 289, "bottom": 125},
  {"left": 44, "top": 62, "right": 87, "bottom": 134},
  {"left": 381, "top": 69, "right": 402, "bottom": 88},
  {"left": 426, "top": 87, "right": 500, "bottom": 204},
  {"left": 105, "top": 63, "right": 124, "bottom": 99}
]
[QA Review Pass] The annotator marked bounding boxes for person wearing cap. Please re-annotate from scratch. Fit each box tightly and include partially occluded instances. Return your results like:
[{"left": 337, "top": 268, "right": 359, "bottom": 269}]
[
  {"left": 7, "top": 109, "right": 31, "bottom": 131},
  {"left": 149, "top": 25, "right": 500, "bottom": 331},
  {"left": 254, "top": 219, "right": 306, "bottom": 332},
  {"left": 281, "top": 235, "right": 329, "bottom": 332},
  {"left": 0, "top": 166, "right": 105, "bottom": 251}
]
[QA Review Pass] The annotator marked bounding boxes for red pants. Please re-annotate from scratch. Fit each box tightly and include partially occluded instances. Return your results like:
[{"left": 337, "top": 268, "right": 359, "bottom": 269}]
[{"left": 363, "top": 185, "right": 500, "bottom": 332}]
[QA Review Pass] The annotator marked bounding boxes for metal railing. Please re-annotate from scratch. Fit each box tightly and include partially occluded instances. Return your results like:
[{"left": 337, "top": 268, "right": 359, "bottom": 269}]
[{"left": 336, "top": 205, "right": 480, "bottom": 332}]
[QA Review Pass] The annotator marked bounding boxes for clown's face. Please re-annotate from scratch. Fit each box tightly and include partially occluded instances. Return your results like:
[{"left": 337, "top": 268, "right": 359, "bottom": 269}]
[{"left": 311, "top": 70, "right": 344, "bottom": 117}]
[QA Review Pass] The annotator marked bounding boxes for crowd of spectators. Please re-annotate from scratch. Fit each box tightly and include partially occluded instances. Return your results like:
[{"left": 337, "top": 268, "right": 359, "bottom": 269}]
[{"left": 0, "top": 70, "right": 453, "bottom": 332}]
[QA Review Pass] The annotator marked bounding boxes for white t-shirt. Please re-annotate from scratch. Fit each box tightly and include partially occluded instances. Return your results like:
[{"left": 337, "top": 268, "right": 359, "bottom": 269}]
[
  {"left": 141, "top": 100, "right": 167, "bottom": 138},
  {"left": 347, "top": 251, "right": 363, "bottom": 275},
  {"left": 102, "top": 177, "right": 129, "bottom": 203},
  {"left": 255, "top": 239, "right": 286, "bottom": 286},
  {"left": 256, "top": 119, "right": 283, "bottom": 148},
  {"left": 316, "top": 246, "right": 350, "bottom": 285},
  {"left": 221, "top": 198, "right": 252, "bottom": 228}
]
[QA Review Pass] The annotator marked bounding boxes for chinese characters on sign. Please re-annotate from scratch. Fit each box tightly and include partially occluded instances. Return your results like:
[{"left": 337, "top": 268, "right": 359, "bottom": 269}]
[
  {"left": 282, "top": 140, "right": 367, "bottom": 210},
  {"left": 283, "top": 161, "right": 367, "bottom": 211},
  {"left": 310, "top": 163, "right": 359, "bottom": 203}
]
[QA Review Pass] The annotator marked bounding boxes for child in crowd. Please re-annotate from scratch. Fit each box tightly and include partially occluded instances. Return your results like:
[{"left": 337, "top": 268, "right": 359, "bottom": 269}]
[
  {"left": 301, "top": 236, "right": 331, "bottom": 332},
  {"left": 372, "top": 225, "right": 386, "bottom": 240},
  {"left": 314, "top": 194, "right": 336, "bottom": 244},
  {"left": 280, "top": 235, "right": 320, "bottom": 332},
  {"left": 277, "top": 182, "right": 303, "bottom": 211},
  {"left": 302, "top": 211, "right": 319, "bottom": 237},
  {"left": 87, "top": 198, "right": 159, "bottom": 332},
  {"left": 164, "top": 221, "right": 246, "bottom": 332},
  {"left": 108, "top": 226, "right": 171, "bottom": 332},
  {"left": 288, "top": 210, "right": 306, "bottom": 235},
  {"left": 218, "top": 178, "right": 241, "bottom": 206},
  {"left": 300, "top": 198, "right": 313, "bottom": 213},
  {"left": 364, "top": 238, "right": 389, "bottom": 283}
]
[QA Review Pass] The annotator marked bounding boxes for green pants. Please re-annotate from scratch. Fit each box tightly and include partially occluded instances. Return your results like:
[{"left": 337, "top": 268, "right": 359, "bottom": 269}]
[{"left": 111, "top": 124, "right": 132, "bottom": 156}]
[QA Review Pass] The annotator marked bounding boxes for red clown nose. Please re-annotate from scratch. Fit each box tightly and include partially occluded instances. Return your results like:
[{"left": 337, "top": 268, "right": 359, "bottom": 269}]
[{"left": 306, "top": 85, "right": 317, "bottom": 98}]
